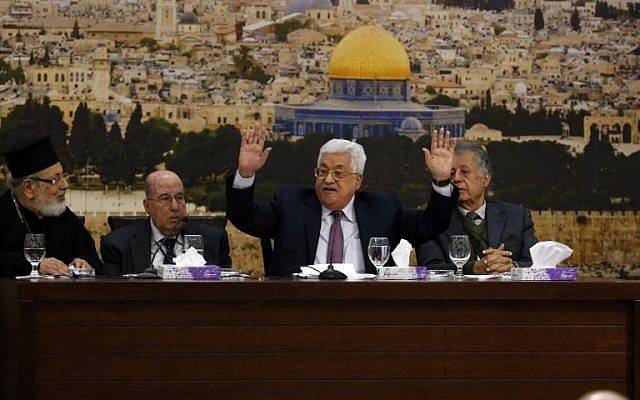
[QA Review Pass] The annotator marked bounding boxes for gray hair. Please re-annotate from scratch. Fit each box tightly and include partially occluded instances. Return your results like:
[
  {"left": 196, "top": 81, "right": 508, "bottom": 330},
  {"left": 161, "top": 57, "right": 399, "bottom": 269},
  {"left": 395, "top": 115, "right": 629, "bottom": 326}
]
[
  {"left": 454, "top": 141, "right": 492, "bottom": 175},
  {"left": 8, "top": 173, "right": 29, "bottom": 196},
  {"left": 317, "top": 139, "right": 367, "bottom": 174}
]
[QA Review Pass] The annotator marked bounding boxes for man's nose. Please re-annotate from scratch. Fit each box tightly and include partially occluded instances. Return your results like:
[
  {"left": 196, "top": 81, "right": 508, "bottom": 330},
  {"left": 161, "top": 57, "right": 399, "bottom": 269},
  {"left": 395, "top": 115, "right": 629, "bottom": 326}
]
[{"left": 324, "top": 173, "right": 336, "bottom": 184}]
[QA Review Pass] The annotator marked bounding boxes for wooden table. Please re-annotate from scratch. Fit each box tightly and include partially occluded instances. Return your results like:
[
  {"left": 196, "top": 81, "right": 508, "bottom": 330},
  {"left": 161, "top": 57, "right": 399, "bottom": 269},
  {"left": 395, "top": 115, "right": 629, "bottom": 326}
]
[{"left": 1, "top": 277, "right": 638, "bottom": 400}]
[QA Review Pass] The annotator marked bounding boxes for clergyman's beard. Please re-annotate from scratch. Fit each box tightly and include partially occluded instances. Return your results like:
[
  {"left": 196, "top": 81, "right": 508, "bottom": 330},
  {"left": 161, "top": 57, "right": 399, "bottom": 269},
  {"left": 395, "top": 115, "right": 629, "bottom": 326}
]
[{"left": 34, "top": 195, "right": 66, "bottom": 217}]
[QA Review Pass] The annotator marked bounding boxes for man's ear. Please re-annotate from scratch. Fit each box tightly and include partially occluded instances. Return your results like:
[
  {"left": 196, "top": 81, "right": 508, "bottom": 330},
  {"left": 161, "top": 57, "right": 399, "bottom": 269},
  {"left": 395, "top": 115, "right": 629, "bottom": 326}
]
[
  {"left": 483, "top": 173, "right": 492, "bottom": 189},
  {"left": 23, "top": 180, "right": 35, "bottom": 200},
  {"left": 355, "top": 174, "right": 363, "bottom": 190},
  {"left": 143, "top": 198, "right": 151, "bottom": 214}
]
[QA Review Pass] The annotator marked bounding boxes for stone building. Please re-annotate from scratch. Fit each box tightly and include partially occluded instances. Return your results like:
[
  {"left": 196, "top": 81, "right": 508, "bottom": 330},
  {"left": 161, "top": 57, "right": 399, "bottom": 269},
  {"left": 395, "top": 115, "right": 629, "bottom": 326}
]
[{"left": 274, "top": 24, "right": 465, "bottom": 140}]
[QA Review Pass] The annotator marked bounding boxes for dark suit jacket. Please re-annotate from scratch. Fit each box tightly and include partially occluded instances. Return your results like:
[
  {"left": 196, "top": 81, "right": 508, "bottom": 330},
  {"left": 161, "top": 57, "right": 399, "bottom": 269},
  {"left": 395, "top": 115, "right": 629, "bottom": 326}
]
[
  {"left": 0, "top": 190, "right": 101, "bottom": 277},
  {"left": 226, "top": 176, "right": 457, "bottom": 276},
  {"left": 99, "top": 219, "right": 231, "bottom": 276},
  {"left": 416, "top": 200, "right": 537, "bottom": 271}
]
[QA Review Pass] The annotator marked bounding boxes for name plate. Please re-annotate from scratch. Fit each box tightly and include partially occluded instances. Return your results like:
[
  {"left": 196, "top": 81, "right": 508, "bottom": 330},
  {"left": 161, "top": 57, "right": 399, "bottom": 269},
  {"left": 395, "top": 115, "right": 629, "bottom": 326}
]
[
  {"left": 376, "top": 266, "right": 427, "bottom": 280},
  {"left": 157, "top": 265, "right": 221, "bottom": 280},
  {"left": 511, "top": 267, "right": 577, "bottom": 281}
]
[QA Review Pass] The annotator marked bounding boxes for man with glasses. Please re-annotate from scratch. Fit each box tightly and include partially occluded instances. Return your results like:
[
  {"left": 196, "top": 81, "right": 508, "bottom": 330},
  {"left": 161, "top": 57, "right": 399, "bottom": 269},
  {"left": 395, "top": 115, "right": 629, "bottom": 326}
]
[
  {"left": 0, "top": 135, "right": 100, "bottom": 277},
  {"left": 100, "top": 170, "right": 231, "bottom": 276},
  {"left": 226, "top": 126, "right": 457, "bottom": 276}
]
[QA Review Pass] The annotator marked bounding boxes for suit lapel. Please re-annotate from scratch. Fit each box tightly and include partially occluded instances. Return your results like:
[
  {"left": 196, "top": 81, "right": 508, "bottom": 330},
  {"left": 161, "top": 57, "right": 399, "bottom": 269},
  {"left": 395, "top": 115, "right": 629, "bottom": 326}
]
[
  {"left": 303, "top": 194, "right": 322, "bottom": 264},
  {"left": 354, "top": 195, "right": 376, "bottom": 274},
  {"left": 130, "top": 221, "right": 152, "bottom": 273},
  {"left": 486, "top": 202, "right": 506, "bottom": 248}
]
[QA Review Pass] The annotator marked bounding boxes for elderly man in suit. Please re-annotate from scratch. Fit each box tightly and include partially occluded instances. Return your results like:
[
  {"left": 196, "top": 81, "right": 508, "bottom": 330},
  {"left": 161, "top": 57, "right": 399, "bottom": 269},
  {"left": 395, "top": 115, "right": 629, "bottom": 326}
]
[
  {"left": 417, "top": 142, "right": 537, "bottom": 274},
  {"left": 100, "top": 170, "right": 231, "bottom": 276},
  {"left": 226, "top": 126, "right": 458, "bottom": 276}
]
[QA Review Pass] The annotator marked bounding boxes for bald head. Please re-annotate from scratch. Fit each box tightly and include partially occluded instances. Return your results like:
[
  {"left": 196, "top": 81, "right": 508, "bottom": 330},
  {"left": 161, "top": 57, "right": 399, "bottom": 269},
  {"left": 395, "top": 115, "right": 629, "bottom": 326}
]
[
  {"left": 143, "top": 170, "right": 187, "bottom": 236},
  {"left": 144, "top": 170, "right": 182, "bottom": 199},
  {"left": 578, "top": 391, "right": 628, "bottom": 400}
]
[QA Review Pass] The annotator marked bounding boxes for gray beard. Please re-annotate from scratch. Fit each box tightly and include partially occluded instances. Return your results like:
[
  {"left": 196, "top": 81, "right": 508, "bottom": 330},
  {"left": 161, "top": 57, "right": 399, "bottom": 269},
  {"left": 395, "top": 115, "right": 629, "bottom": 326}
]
[{"left": 36, "top": 199, "right": 66, "bottom": 217}]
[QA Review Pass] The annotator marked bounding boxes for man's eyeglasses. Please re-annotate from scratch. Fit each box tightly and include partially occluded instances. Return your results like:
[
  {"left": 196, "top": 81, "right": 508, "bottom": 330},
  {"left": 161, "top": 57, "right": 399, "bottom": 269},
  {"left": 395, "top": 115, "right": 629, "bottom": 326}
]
[
  {"left": 314, "top": 167, "right": 359, "bottom": 181},
  {"left": 28, "top": 173, "right": 70, "bottom": 186},
  {"left": 147, "top": 194, "right": 187, "bottom": 206}
]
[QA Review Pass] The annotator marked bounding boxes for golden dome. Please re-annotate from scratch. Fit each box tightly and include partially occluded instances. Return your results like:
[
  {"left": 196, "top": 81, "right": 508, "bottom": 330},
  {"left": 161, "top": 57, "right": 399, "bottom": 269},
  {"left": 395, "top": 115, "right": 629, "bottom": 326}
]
[{"left": 329, "top": 25, "right": 411, "bottom": 80}]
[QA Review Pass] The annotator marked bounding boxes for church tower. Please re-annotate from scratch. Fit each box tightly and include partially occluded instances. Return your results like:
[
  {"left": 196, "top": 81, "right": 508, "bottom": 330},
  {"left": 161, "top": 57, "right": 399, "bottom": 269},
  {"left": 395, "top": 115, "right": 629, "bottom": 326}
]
[
  {"left": 338, "top": 0, "right": 355, "bottom": 15},
  {"left": 155, "top": 0, "right": 177, "bottom": 39}
]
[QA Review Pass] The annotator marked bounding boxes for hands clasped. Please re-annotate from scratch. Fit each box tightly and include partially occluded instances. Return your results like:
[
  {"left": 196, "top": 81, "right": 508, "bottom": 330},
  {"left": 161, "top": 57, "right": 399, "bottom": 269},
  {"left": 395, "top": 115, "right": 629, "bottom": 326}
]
[{"left": 473, "top": 244, "right": 514, "bottom": 274}]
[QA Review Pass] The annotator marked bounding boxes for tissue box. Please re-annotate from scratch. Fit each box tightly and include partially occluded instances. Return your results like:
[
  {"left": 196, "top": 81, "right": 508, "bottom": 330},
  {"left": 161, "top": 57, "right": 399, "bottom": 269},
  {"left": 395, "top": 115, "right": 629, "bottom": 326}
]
[
  {"left": 377, "top": 266, "right": 427, "bottom": 280},
  {"left": 156, "top": 265, "right": 221, "bottom": 280},
  {"left": 511, "top": 267, "right": 577, "bottom": 281}
]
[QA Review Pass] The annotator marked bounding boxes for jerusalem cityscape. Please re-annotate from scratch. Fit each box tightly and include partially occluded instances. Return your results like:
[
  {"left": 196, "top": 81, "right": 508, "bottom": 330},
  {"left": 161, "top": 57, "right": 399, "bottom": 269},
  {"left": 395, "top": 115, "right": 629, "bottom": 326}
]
[{"left": 0, "top": 0, "right": 638, "bottom": 274}]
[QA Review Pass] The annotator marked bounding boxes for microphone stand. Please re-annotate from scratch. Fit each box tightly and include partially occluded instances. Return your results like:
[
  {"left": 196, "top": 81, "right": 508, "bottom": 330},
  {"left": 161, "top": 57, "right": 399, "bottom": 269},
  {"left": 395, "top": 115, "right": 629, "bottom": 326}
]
[
  {"left": 318, "top": 239, "right": 347, "bottom": 280},
  {"left": 318, "top": 262, "right": 347, "bottom": 280},
  {"left": 137, "top": 216, "right": 188, "bottom": 279}
]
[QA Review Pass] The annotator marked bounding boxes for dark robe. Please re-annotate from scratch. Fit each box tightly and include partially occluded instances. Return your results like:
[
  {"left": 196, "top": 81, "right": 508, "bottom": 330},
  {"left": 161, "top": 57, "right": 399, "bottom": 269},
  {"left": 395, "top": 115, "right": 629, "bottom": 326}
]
[{"left": 0, "top": 190, "right": 101, "bottom": 277}]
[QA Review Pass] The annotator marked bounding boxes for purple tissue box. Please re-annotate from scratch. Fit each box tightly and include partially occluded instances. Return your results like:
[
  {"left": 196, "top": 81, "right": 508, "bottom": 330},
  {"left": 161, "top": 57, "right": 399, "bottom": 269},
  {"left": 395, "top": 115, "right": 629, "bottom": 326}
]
[
  {"left": 157, "top": 265, "right": 221, "bottom": 280},
  {"left": 511, "top": 267, "right": 577, "bottom": 281}
]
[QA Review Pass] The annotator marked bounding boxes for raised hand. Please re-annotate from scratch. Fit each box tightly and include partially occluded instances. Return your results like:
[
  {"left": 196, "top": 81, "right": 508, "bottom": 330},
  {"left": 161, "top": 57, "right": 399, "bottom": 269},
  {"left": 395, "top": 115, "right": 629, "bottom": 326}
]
[
  {"left": 422, "top": 128, "right": 455, "bottom": 181},
  {"left": 238, "top": 125, "right": 272, "bottom": 178}
]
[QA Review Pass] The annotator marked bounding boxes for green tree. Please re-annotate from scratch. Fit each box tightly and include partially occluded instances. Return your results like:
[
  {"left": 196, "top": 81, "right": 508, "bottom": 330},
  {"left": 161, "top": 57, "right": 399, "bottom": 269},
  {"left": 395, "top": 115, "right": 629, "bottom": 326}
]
[
  {"left": 231, "top": 46, "right": 272, "bottom": 85},
  {"left": 0, "top": 95, "right": 72, "bottom": 171},
  {"left": 123, "top": 103, "right": 145, "bottom": 183},
  {"left": 141, "top": 117, "right": 179, "bottom": 174},
  {"left": 570, "top": 8, "right": 581, "bottom": 31},
  {"left": 0, "top": 59, "right": 25, "bottom": 85},
  {"left": 89, "top": 113, "right": 108, "bottom": 166},
  {"left": 534, "top": 8, "right": 544, "bottom": 30},
  {"left": 99, "top": 122, "right": 129, "bottom": 184},
  {"left": 69, "top": 102, "right": 91, "bottom": 167},
  {"left": 425, "top": 94, "right": 459, "bottom": 107},
  {"left": 274, "top": 20, "right": 303, "bottom": 41},
  {"left": 71, "top": 19, "right": 81, "bottom": 39},
  {"left": 140, "top": 38, "right": 158, "bottom": 50},
  {"left": 209, "top": 124, "right": 242, "bottom": 179},
  {"left": 41, "top": 46, "right": 50, "bottom": 67},
  {"left": 165, "top": 130, "right": 217, "bottom": 186}
]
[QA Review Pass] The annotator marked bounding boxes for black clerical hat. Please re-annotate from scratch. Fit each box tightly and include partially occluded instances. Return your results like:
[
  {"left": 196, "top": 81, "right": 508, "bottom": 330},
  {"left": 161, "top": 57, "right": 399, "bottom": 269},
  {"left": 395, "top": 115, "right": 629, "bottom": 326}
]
[{"left": 2, "top": 134, "right": 59, "bottom": 178}]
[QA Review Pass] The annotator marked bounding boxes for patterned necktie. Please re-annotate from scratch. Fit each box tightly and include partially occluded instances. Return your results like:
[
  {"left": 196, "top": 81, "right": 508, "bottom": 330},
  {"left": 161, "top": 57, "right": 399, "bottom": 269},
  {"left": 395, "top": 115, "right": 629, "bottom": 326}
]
[
  {"left": 466, "top": 211, "right": 483, "bottom": 226},
  {"left": 162, "top": 237, "right": 177, "bottom": 265},
  {"left": 326, "top": 210, "right": 344, "bottom": 264}
]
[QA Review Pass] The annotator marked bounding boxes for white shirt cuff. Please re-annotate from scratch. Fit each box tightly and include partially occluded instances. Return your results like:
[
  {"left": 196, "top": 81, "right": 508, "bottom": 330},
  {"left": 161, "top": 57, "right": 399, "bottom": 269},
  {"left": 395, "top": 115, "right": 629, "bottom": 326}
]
[
  {"left": 432, "top": 183, "right": 453, "bottom": 197},
  {"left": 232, "top": 170, "right": 255, "bottom": 189}
]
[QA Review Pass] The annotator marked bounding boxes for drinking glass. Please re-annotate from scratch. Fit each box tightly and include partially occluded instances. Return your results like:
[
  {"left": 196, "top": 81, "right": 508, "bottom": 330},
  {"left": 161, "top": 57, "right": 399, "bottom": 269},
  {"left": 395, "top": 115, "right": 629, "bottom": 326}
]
[
  {"left": 449, "top": 235, "right": 471, "bottom": 280},
  {"left": 24, "top": 234, "right": 46, "bottom": 279},
  {"left": 368, "top": 237, "right": 390, "bottom": 269},
  {"left": 184, "top": 235, "right": 204, "bottom": 255}
]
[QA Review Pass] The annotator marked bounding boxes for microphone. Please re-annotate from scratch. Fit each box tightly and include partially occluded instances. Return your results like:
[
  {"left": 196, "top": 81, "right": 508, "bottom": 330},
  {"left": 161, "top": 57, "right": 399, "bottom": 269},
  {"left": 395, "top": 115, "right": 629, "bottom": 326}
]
[
  {"left": 137, "top": 216, "right": 189, "bottom": 279},
  {"left": 318, "top": 262, "right": 347, "bottom": 280},
  {"left": 318, "top": 232, "right": 347, "bottom": 280}
]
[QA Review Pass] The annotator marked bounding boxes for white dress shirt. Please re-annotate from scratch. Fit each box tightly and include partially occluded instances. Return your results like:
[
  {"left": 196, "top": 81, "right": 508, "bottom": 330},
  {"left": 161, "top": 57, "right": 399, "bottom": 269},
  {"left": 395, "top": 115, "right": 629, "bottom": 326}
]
[
  {"left": 150, "top": 220, "right": 184, "bottom": 267},
  {"left": 232, "top": 171, "right": 453, "bottom": 272},
  {"left": 313, "top": 196, "right": 367, "bottom": 272}
]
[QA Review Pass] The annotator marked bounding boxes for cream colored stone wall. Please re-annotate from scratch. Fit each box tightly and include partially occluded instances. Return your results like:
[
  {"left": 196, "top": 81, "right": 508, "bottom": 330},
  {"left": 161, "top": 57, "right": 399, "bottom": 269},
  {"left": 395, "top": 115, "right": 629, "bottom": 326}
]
[{"left": 531, "top": 211, "right": 640, "bottom": 266}]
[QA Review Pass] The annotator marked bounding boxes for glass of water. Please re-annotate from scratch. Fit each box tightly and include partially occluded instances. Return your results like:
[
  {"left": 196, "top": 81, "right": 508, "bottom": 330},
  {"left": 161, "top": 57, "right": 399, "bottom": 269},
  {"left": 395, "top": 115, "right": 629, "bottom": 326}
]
[
  {"left": 184, "top": 235, "right": 204, "bottom": 255},
  {"left": 24, "top": 233, "right": 46, "bottom": 279},
  {"left": 368, "top": 237, "right": 390, "bottom": 269},
  {"left": 449, "top": 235, "right": 471, "bottom": 280}
]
